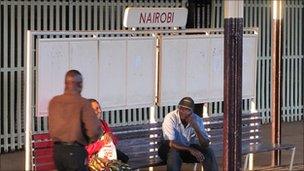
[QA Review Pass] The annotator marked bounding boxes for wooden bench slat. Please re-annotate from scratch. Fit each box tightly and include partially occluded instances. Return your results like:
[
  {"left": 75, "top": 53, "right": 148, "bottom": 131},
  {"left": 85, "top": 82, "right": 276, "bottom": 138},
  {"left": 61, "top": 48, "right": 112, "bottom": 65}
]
[
  {"left": 34, "top": 155, "right": 54, "bottom": 164},
  {"left": 116, "top": 130, "right": 162, "bottom": 140},
  {"left": 209, "top": 131, "right": 260, "bottom": 143},
  {"left": 129, "top": 160, "right": 163, "bottom": 169},
  {"left": 32, "top": 141, "right": 54, "bottom": 149},
  {"left": 112, "top": 123, "right": 162, "bottom": 132},
  {"left": 33, "top": 148, "right": 53, "bottom": 157},
  {"left": 242, "top": 143, "right": 295, "bottom": 155},
  {"left": 32, "top": 133, "right": 51, "bottom": 141},
  {"left": 205, "top": 118, "right": 261, "bottom": 129},
  {"left": 207, "top": 125, "right": 260, "bottom": 136},
  {"left": 34, "top": 163, "right": 56, "bottom": 171},
  {"left": 203, "top": 112, "right": 259, "bottom": 122}
]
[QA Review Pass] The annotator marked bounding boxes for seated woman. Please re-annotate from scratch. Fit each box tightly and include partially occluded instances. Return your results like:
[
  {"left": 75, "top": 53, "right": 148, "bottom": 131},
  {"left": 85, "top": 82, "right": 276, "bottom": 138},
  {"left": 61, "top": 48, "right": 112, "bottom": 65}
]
[{"left": 86, "top": 99, "right": 129, "bottom": 163}]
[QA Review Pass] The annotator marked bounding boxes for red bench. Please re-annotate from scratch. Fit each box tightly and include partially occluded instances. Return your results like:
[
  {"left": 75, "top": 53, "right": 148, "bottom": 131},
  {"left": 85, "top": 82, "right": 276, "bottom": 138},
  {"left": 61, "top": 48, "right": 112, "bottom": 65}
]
[{"left": 32, "top": 133, "right": 56, "bottom": 171}]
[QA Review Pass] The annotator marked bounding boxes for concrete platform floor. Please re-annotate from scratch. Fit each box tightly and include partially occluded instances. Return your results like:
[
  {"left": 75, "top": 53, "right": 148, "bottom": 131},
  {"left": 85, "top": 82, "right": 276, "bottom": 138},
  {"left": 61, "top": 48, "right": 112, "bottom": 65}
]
[{"left": 0, "top": 121, "right": 303, "bottom": 171}]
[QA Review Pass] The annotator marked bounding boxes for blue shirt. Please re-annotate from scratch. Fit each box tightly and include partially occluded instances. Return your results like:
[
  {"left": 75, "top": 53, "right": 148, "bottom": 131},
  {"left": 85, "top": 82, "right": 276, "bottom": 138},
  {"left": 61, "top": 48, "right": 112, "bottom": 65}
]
[{"left": 162, "top": 109, "right": 209, "bottom": 146}]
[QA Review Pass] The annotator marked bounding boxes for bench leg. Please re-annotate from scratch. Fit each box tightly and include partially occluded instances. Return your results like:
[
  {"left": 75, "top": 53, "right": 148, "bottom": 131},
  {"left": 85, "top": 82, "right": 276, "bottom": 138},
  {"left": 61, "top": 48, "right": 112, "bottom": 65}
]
[
  {"left": 248, "top": 153, "right": 254, "bottom": 170},
  {"left": 192, "top": 163, "right": 204, "bottom": 171},
  {"left": 243, "top": 154, "right": 249, "bottom": 171},
  {"left": 193, "top": 163, "right": 197, "bottom": 171},
  {"left": 289, "top": 147, "right": 296, "bottom": 171}
]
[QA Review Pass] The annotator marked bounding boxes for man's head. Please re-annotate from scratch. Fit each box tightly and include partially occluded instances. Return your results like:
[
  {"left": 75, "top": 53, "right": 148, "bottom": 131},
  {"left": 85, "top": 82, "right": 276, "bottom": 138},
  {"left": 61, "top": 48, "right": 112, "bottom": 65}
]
[
  {"left": 89, "top": 99, "right": 102, "bottom": 119},
  {"left": 178, "top": 97, "right": 195, "bottom": 122},
  {"left": 64, "top": 70, "right": 83, "bottom": 93}
]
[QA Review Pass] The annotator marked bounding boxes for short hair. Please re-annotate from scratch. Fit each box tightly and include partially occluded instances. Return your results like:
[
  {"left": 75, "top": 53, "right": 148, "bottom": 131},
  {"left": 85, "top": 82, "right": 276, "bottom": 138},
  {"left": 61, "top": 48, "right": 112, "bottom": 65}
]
[{"left": 65, "top": 70, "right": 82, "bottom": 83}]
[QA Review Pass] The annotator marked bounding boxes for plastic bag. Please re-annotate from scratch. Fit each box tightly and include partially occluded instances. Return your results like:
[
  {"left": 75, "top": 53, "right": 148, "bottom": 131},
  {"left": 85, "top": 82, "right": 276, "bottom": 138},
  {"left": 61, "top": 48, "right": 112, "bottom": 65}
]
[{"left": 97, "top": 136, "right": 117, "bottom": 160}]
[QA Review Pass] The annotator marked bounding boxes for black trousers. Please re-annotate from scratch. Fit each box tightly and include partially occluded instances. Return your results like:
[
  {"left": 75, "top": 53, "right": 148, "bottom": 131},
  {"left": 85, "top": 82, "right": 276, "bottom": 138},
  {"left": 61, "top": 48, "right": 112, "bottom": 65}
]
[
  {"left": 158, "top": 141, "right": 218, "bottom": 171},
  {"left": 53, "top": 143, "right": 88, "bottom": 171}
]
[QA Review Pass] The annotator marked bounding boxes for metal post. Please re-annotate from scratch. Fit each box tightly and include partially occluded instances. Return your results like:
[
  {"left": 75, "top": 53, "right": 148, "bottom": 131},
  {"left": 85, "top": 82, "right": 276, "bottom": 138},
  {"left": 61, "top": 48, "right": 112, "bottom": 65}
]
[
  {"left": 25, "top": 31, "right": 33, "bottom": 171},
  {"left": 271, "top": 0, "right": 283, "bottom": 166},
  {"left": 223, "top": 1, "right": 244, "bottom": 171}
]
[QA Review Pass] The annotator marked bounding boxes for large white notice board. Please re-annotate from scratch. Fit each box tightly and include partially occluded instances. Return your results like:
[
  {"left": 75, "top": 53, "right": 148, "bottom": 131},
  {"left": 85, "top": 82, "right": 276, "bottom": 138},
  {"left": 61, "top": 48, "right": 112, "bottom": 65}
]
[
  {"left": 37, "top": 37, "right": 156, "bottom": 116},
  {"left": 158, "top": 34, "right": 258, "bottom": 106}
]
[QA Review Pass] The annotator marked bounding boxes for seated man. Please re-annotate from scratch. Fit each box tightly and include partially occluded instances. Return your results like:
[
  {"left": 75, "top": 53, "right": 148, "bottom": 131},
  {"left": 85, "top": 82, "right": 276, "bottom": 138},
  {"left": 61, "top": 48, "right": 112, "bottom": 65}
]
[{"left": 158, "top": 97, "right": 218, "bottom": 171}]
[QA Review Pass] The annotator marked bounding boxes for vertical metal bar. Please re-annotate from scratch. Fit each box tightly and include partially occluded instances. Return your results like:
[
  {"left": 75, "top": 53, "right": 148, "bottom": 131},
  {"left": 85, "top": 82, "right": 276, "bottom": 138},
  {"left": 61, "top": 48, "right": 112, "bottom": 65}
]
[
  {"left": 3, "top": 70, "right": 9, "bottom": 151},
  {"left": 271, "top": 0, "right": 283, "bottom": 166},
  {"left": 266, "top": 57, "right": 270, "bottom": 121},
  {"left": 9, "top": 4, "right": 16, "bottom": 150},
  {"left": 81, "top": 3, "right": 85, "bottom": 30},
  {"left": 210, "top": 0, "right": 216, "bottom": 28},
  {"left": 25, "top": 30, "right": 33, "bottom": 171},
  {"left": 223, "top": 1, "right": 244, "bottom": 170},
  {"left": 69, "top": 1, "right": 73, "bottom": 30},
  {"left": 105, "top": 1, "right": 109, "bottom": 30},
  {"left": 254, "top": 0, "right": 258, "bottom": 28},
  {"left": 295, "top": 57, "right": 299, "bottom": 119},
  {"left": 100, "top": 1, "right": 104, "bottom": 30},
  {"left": 294, "top": 2, "right": 299, "bottom": 119},
  {"left": 10, "top": 72, "right": 16, "bottom": 150},
  {"left": 290, "top": 1, "right": 295, "bottom": 122},
  {"left": 50, "top": 3, "right": 54, "bottom": 31},
  {"left": 75, "top": 3, "right": 79, "bottom": 30},
  {"left": 56, "top": 0, "right": 60, "bottom": 31},
  {"left": 282, "top": 57, "right": 286, "bottom": 122},
  {"left": 290, "top": 58, "right": 294, "bottom": 122},
  {"left": 16, "top": 4, "right": 22, "bottom": 148},
  {"left": 3, "top": 1, "right": 8, "bottom": 68},
  {"left": 10, "top": 5, "right": 15, "bottom": 67},
  {"left": 285, "top": 2, "right": 292, "bottom": 122},
  {"left": 257, "top": 58, "right": 262, "bottom": 116},
  {"left": 260, "top": 1, "right": 266, "bottom": 122},
  {"left": 257, "top": 0, "right": 262, "bottom": 120},
  {"left": 93, "top": 1, "right": 97, "bottom": 30},
  {"left": 244, "top": 0, "right": 249, "bottom": 27},
  {"left": 250, "top": 0, "right": 254, "bottom": 27},
  {"left": 266, "top": 1, "right": 271, "bottom": 122},
  {"left": 282, "top": 1, "right": 287, "bottom": 122},
  {"left": 121, "top": 110, "right": 126, "bottom": 126},
  {"left": 3, "top": 2, "right": 9, "bottom": 152},
  {"left": 299, "top": 0, "right": 303, "bottom": 120},
  {"left": 87, "top": 2, "right": 92, "bottom": 30},
  {"left": 216, "top": 0, "right": 221, "bottom": 28},
  {"left": 203, "top": 103, "right": 208, "bottom": 117},
  {"left": 110, "top": 2, "right": 115, "bottom": 30},
  {"left": 138, "top": 108, "right": 143, "bottom": 124},
  {"left": 128, "top": 109, "right": 136, "bottom": 124},
  {"left": 37, "top": 3, "right": 44, "bottom": 132},
  {"left": 214, "top": 102, "right": 218, "bottom": 114},
  {"left": 43, "top": 1, "right": 47, "bottom": 31},
  {"left": 104, "top": 111, "right": 109, "bottom": 125},
  {"left": 16, "top": 69, "right": 22, "bottom": 148},
  {"left": 291, "top": 1, "right": 295, "bottom": 57},
  {"left": 295, "top": 1, "right": 299, "bottom": 56}
]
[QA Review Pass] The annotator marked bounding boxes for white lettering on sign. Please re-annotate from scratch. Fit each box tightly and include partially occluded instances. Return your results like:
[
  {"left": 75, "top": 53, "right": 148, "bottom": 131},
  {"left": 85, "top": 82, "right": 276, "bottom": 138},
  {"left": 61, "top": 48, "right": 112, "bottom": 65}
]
[{"left": 123, "top": 7, "right": 188, "bottom": 28}]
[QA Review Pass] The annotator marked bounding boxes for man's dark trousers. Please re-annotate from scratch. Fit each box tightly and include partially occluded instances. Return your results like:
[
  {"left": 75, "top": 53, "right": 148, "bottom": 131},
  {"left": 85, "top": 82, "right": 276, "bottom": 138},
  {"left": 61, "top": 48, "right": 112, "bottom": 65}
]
[
  {"left": 53, "top": 143, "right": 88, "bottom": 171},
  {"left": 158, "top": 142, "right": 218, "bottom": 171}
]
